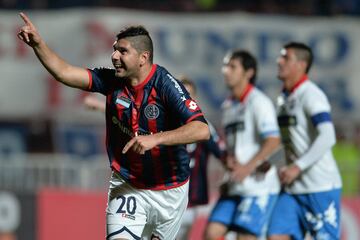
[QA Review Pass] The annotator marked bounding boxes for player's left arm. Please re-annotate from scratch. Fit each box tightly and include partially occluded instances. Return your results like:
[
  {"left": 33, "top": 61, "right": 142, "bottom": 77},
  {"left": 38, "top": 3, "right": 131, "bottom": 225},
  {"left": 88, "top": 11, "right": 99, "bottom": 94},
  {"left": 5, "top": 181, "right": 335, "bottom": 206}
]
[
  {"left": 295, "top": 90, "right": 336, "bottom": 171},
  {"left": 122, "top": 120, "right": 209, "bottom": 154}
]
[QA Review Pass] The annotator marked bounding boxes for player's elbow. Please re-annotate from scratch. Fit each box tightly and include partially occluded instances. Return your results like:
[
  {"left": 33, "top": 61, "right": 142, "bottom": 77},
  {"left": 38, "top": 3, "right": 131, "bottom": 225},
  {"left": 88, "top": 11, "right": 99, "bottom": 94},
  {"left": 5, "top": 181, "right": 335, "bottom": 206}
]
[{"left": 200, "top": 123, "right": 211, "bottom": 141}]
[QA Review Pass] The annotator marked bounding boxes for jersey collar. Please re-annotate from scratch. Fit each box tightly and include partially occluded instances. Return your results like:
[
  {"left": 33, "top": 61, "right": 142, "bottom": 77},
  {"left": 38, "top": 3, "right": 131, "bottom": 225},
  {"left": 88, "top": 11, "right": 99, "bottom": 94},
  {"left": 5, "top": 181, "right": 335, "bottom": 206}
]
[
  {"left": 283, "top": 74, "right": 308, "bottom": 96},
  {"left": 131, "top": 64, "right": 157, "bottom": 91},
  {"left": 289, "top": 74, "right": 308, "bottom": 93},
  {"left": 239, "top": 84, "right": 254, "bottom": 103}
]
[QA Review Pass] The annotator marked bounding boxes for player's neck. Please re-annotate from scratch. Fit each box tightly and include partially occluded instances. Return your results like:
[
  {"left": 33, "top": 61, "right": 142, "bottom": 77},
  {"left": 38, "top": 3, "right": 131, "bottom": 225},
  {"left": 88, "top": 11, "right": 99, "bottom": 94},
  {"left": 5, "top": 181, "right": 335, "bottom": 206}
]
[
  {"left": 284, "top": 72, "right": 305, "bottom": 91},
  {"left": 128, "top": 64, "right": 153, "bottom": 87},
  {"left": 232, "top": 80, "right": 249, "bottom": 99}
]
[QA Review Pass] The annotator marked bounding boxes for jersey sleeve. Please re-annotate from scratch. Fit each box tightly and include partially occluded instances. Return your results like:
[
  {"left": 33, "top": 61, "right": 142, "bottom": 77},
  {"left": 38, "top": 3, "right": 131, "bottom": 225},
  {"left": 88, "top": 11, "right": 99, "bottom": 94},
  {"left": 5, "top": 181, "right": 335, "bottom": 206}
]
[
  {"left": 161, "top": 74, "right": 206, "bottom": 124},
  {"left": 303, "top": 87, "right": 332, "bottom": 127},
  {"left": 86, "top": 67, "right": 116, "bottom": 95},
  {"left": 253, "top": 96, "right": 280, "bottom": 139},
  {"left": 295, "top": 86, "right": 336, "bottom": 170}
]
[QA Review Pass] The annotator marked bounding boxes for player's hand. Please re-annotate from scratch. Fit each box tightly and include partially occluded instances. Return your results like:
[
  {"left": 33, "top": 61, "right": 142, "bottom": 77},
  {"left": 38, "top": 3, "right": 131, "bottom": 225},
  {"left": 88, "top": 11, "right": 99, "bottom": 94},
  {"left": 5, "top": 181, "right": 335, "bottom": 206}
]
[
  {"left": 17, "top": 12, "right": 42, "bottom": 47},
  {"left": 279, "top": 164, "right": 301, "bottom": 185},
  {"left": 84, "top": 95, "right": 106, "bottom": 112},
  {"left": 122, "top": 134, "right": 159, "bottom": 155},
  {"left": 230, "top": 163, "right": 253, "bottom": 182},
  {"left": 256, "top": 161, "right": 271, "bottom": 174},
  {"left": 225, "top": 154, "right": 238, "bottom": 171}
]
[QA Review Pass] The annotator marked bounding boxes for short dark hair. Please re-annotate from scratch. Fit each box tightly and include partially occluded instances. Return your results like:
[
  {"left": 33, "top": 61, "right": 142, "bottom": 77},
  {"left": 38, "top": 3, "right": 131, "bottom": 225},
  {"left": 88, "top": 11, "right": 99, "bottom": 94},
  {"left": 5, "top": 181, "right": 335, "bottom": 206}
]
[
  {"left": 178, "top": 76, "right": 196, "bottom": 94},
  {"left": 229, "top": 50, "right": 257, "bottom": 84},
  {"left": 116, "top": 25, "right": 153, "bottom": 63},
  {"left": 284, "top": 42, "right": 313, "bottom": 73}
]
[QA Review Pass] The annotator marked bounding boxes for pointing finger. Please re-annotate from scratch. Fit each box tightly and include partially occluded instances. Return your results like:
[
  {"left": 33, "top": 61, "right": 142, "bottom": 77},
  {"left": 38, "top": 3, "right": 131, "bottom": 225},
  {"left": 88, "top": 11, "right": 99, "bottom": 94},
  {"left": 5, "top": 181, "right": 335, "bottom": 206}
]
[{"left": 19, "top": 12, "right": 35, "bottom": 28}]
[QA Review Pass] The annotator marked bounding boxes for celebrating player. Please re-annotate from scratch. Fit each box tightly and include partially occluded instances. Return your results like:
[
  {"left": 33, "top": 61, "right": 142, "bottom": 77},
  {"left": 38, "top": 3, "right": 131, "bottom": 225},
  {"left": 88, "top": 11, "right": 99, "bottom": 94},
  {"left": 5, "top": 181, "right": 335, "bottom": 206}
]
[
  {"left": 204, "top": 50, "right": 281, "bottom": 240},
  {"left": 267, "top": 42, "right": 342, "bottom": 240},
  {"left": 18, "top": 12, "right": 210, "bottom": 240}
]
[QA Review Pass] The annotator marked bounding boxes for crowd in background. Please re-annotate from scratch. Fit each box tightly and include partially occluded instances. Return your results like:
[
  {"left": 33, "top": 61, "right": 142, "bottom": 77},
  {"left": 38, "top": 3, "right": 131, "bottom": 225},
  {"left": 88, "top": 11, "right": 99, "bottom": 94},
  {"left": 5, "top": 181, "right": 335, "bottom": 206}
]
[{"left": 1, "top": 0, "right": 360, "bottom": 15}]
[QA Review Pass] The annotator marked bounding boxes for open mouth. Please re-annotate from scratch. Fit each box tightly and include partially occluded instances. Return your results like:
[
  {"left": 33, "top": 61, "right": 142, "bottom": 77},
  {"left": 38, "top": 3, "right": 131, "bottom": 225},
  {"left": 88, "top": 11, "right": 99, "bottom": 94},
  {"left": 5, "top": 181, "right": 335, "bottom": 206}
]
[{"left": 114, "top": 63, "right": 126, "bottom": 72}]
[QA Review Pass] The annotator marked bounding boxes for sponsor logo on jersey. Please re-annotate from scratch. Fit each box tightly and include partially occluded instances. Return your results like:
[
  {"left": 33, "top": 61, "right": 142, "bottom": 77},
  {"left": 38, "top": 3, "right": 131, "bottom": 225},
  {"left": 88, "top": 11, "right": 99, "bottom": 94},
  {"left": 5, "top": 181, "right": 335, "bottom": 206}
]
[
  {"left": 225, "top": 121, "right": 245, "bottom": 133},
  {"left": 185, "top": 100, "right": 199, "bottom": 112},
  {"left": 112, "top": 116, "right": 151, "bottom": 137},
  {"left": 167, "top": 74, "right": 184, "bottom": 94},
  {"left": 121, "top": 213, "right": 135, "bottom": 221},
  {"left": 277, "top": 115, "right": 297, "bottom": 127},
  {"left": 144, "top": 104, "right": 160, "bottom": 119}
]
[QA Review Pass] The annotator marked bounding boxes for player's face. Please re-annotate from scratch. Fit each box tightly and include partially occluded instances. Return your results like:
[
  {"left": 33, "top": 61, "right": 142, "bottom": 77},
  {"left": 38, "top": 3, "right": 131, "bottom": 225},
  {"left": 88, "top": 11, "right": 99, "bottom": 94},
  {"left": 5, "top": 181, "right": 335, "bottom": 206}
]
[
  {"left": 277, "top": 48, "right": 300, "bottom": 82},
  {"left": 222, "top": 58, "right": 247, "bottom": 89},
  {"left": 111, "top": 38, "right": 141, "bottom": 78}
]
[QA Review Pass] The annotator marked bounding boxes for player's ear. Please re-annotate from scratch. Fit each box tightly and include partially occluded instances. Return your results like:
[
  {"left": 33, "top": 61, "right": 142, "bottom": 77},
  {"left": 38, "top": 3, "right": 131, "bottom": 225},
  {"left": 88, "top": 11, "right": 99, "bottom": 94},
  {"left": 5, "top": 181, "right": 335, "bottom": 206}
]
[
  {"left": 140, "top": 51, "right": 151, "bottom": 66},
  {"left": 246, "top": 68, "right": 255, "bottom": 81},
  {"left": 296, "top": 60, "right": 307, "bottom": 73}
]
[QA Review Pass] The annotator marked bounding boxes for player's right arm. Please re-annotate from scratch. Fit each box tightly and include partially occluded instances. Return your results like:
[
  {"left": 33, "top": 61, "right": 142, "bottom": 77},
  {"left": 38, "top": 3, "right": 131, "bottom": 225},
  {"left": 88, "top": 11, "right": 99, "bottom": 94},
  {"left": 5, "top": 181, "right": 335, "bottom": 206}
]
[{"left": 17, "top": 12, "right": 89, "bottom": 90}]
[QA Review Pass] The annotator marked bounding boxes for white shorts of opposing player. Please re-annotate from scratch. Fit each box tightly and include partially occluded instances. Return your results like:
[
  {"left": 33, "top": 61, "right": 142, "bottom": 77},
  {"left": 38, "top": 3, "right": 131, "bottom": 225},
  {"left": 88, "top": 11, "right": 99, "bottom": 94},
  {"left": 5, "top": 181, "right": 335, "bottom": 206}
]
[{"left": 106, "top": 171, "right": 189, "bottom": 240}]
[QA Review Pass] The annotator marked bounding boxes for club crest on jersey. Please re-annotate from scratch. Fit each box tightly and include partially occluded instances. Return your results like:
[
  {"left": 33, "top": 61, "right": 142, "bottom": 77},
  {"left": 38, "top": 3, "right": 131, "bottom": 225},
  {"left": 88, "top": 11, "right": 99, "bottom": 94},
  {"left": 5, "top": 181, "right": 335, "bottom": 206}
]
[
  {"left": 185, "top": 100, "right": 199, "bottom": 112},
  {"left": 144, "top": 104, "right": 160, "bottom": 119}
]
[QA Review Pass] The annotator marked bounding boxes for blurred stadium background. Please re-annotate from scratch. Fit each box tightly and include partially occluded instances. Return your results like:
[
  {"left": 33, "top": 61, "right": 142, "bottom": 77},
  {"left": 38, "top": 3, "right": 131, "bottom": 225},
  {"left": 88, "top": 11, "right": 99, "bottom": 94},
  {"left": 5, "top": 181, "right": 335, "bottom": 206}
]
[{"left": 0, "top": 0, "right": 360, "bottom": 239}]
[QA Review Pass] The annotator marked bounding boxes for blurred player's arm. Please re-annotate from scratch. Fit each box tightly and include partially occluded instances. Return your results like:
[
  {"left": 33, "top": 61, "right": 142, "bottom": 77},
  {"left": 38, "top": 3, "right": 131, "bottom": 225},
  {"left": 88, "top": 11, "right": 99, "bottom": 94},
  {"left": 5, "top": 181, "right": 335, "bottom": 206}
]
[
  {"left": 231, "top": 136, "right": 280, "bottom": 182},
  {"left": 84, "top": 95, "right": 106, "bottom": 112},
  {"left": 122, "top": 120, "right": 210, "bottom": 154},
  {"left": 280, "top": 122, "right": 336, "bottom": 185},
  {"left": 296, "top": 122, "right": 336, "bottom": 171},
  {"left": 17, "top": 12, "right": 89, "bottom": 90},
  {"left": 206, "top": 123, "right": 226, "bottom": 159}
]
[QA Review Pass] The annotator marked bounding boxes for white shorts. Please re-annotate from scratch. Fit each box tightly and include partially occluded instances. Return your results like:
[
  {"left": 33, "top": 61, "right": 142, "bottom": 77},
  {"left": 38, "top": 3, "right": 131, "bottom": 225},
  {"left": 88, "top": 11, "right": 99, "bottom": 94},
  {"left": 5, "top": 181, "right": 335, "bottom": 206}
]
[{"left": 106, "top": 171, "right": 189, "bottom": 240}]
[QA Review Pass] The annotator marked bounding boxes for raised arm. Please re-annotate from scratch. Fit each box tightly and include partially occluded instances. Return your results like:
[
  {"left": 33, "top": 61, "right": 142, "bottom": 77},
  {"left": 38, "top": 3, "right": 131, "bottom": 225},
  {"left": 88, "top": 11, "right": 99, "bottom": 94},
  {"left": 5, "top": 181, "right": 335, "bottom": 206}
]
[{"left": 17, "top": 12, "right": 90, "bottom": 90}]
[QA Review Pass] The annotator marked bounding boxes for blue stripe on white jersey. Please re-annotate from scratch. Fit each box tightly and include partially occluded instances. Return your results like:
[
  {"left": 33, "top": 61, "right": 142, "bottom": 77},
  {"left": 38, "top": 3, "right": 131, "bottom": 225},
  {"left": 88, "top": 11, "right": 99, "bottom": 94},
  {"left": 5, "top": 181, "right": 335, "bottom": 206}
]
[
  {"left": 311, "top": 112, "right": 332, "bottom": 126},
  {"left": 261, "top": 130, "right": 280, "bottom": 139}
]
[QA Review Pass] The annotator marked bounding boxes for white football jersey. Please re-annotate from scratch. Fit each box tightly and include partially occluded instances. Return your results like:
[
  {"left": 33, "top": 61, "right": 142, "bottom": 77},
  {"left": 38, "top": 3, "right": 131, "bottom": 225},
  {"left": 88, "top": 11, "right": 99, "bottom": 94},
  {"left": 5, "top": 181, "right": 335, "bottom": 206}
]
[
  {"left": 276, "top": 79, "right": 342, "bottom": 194},
  {"left": 222, "top": 86, "right": 280, "bottom": 196}
]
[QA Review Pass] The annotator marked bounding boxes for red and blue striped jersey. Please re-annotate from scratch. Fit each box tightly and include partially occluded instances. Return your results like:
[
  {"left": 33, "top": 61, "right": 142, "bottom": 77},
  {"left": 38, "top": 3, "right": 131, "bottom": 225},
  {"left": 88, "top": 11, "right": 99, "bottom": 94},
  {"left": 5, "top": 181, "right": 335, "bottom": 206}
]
[{"left": 87, "top": 64, "right": 207, "bottom": 190}]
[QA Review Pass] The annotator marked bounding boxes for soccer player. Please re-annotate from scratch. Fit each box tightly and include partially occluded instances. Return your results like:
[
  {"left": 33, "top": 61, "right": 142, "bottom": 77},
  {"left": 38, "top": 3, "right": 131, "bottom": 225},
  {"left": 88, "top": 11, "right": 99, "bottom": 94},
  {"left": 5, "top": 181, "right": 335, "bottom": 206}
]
[
  {"left": 176, "top": 77, "right": 225, "bottom": 240},
  {"left": 18, "top": 12, "right": 210, "bottom": 240},
  {"left": 204, "top": 50, "right": 281, "bottom": 240},
  {"left": 267, "top": 42, "right": 342, "bottom": 240},
  {"left": 83, "top": 78, "right": 226, "bottom": 240}
]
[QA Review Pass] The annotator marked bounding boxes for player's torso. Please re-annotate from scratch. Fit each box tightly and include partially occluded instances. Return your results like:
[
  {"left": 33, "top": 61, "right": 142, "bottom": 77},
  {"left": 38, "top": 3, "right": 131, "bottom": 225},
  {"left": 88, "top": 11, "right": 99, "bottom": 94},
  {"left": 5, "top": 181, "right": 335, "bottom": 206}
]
[
  {"left": 104, "top": 68, "right": 190, "bottom": 189},
  {"left": 276, "top": 84, "right": 315, "bottom": 164},
  {"left": 222, "top": 89, "right": 263, "bottom": 163},
  {"left": 222, "top": 89, "right": 280, "bottom": 195}
]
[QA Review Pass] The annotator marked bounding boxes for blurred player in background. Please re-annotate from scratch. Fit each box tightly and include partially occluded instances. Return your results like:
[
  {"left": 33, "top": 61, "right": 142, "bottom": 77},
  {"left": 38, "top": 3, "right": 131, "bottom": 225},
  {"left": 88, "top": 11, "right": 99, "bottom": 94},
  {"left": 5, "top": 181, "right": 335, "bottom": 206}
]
[
  {"left": 18, "top": 12, "right": 210, "bottom": 240},
  {"left": 204, "top": 50, "right": 281, "bottom": 240},
  {"left": 267, "top": 42, "right": 342, "bottom": 240},
  {"left": 176, "top": 76, "right": 225, "bottom": 240}
]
